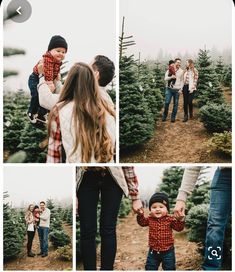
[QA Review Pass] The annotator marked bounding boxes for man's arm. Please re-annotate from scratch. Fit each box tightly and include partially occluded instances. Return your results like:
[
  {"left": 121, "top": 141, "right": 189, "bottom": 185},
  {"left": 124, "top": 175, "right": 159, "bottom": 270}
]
[
  {"left": 38, "top": 77, "right": 60, "bottom": 110},
  {"left": 164, "top": 70, "right": 172, "bottom": 81},
  {"left": 40, "top": 209, "right": 51, "bottom": 221},
  {"left": 176, "top": 167, "right": 201, "bottom": 202}
]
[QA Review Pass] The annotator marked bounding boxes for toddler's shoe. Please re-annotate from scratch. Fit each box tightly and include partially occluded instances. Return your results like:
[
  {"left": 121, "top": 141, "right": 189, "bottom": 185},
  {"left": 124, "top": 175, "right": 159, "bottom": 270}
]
[
  {"left": 27, "top": 112, "right": 37, "bottom": 124},
  {"left": 37, "top": 114, "right": 47, "bottom": 124}
]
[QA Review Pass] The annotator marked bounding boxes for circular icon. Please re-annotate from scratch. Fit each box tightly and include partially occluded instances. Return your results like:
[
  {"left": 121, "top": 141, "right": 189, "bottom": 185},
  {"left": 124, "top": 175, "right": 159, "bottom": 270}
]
[{"left": 7, "top": 0, "right": 32, "bottom": 23}]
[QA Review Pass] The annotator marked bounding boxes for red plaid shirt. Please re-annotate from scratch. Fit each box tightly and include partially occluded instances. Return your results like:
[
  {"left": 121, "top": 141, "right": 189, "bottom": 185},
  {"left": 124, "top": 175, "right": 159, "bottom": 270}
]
[
  {"left": 47, "top": 107, "right": 62, "bottom": 163},
  {"left": 33, "top": 51, "right": 62, "bottom": 81},
  {"left": 137, "top": 214, "right": 184, "bottom": 252}
]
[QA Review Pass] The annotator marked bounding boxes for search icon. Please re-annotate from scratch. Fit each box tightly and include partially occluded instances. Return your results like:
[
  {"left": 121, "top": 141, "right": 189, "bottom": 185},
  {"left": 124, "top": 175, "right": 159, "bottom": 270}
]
[{"left": 211, "top": 250, "right": 218, "bottom": 257}]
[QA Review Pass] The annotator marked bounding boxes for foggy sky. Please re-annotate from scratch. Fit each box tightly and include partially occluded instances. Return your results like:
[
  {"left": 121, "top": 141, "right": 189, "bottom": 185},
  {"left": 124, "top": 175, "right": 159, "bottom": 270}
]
[
  {"left": 3, "top": 166, "right": 74, "bottom": 207},
  {"left": 120, "top": 0, "right": 232, "bottom": 59},
  {"left": 136, "top": 166, "right": 216, "bottom": 200}
]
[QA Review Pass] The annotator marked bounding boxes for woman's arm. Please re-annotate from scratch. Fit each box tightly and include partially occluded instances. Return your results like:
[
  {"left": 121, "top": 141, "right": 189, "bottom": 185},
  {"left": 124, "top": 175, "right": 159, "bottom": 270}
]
[{"left": 122, "top": 167, "right": 143, "bottom": 213}]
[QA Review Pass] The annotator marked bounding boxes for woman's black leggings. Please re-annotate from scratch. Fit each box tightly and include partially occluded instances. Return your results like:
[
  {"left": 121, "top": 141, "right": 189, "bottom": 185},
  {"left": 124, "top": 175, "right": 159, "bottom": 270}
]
[
  {"left": 27, "top": 230, "right": 35, "bottom": 253},
  {"left": 183, "top": 84, "right": 194, "bottom": 117},
  {"left": 77, "top": 170, "right": 123, "bottom": 270}
]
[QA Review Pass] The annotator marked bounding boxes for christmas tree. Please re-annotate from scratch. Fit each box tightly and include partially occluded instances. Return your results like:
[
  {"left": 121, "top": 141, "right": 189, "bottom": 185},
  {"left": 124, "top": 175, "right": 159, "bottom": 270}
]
[
  {"left": 119, "top": 18, "right": 155, "bottom": 148},
  {"left": 196, "top": 49, "right": 224, "bottom": 107},
  {"left": 3, "top": 193, "right": 25, "bottom": 260},
  {"left": 158, "top": 167, "right": 184, "bottom": 211},
  {"left": 215, "top": 56, "right": 225, "bottom": 84},
  {"left": 153, "top": 62, "right": 166, "bottom": 97}
]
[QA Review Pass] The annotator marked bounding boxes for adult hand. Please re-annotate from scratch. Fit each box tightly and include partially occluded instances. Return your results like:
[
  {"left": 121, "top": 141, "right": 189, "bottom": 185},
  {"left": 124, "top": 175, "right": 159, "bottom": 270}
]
[
  {"left": 178, "top": 89, "right": 182, "bottom": 94},
  {"left": 173, "top": 200, "right": 186, "bottom": 219},
  {"left": 37, "top": 60, "right": 44, "bottom": 75},
  {"left": 171, "top": 75, "right": 176, "bottom": 79},
  {"left": 132, "top": 199, "right": 143, "bottom": 214}
]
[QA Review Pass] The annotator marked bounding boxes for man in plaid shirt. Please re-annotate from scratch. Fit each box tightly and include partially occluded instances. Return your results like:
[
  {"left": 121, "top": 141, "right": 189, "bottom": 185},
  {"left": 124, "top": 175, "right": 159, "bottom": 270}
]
[{"left": 137, "top": 192, "right": 185, "bottom": 270}]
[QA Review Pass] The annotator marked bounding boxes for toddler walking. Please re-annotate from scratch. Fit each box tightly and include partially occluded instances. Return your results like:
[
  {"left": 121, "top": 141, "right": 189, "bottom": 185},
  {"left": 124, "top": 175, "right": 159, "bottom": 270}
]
[
  {"left": 27, "top": 35, "right": 67, "bottom": 123},
  {"left": 137, "top": 192, "right": 185, "bottom": 270}
]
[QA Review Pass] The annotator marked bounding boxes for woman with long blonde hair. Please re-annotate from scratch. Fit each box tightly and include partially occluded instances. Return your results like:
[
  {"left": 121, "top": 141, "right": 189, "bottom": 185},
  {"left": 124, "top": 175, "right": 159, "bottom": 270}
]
[
  {"left": 47, "top": 62, "right": 115, "bottom": 163},
  {"left": 25, "top": 204, "right": 36, "bottom": 257},
  {"left": 182, "top": 59, "right": 199, "bottom": 122}
]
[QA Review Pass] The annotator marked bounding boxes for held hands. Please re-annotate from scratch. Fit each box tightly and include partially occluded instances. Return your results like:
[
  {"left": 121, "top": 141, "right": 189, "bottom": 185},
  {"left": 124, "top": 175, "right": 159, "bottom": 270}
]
[
  {"left": 173, "top": 200, "right": 186, "bottom": 221},
  {"left": 132, "top": 199, "right": 143, "bottom": 214}
]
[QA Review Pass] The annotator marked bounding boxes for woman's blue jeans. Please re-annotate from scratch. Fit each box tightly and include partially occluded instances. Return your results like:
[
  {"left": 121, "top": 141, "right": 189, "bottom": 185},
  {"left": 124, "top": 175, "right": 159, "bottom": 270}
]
[
  {"left": 202, "top": 168, "right": 231, "bottom": 270},
  {"left": 77, "top": 170, "right": 123, "bottom": 270}
]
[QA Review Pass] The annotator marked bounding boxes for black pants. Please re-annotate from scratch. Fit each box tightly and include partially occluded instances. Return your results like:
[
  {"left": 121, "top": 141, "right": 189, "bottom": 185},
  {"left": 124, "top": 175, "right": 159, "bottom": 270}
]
[
  {"left": 27, "top": 230, "right": 35, "bottom": 253},
  {"left": 182, "top": 84, "right": 194, "bottom": 117},
  {"left": 77, "top": 170, "right": 123, "bottom": 270}
]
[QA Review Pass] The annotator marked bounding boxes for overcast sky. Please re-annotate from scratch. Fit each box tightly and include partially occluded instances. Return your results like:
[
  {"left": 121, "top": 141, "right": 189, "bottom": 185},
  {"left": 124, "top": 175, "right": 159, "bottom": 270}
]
[
  {"left": 4, "top": 166, "right": 73, "bottom": 207},
  {"left": 120, "top": 0, "right": 232, "bottom": 59},
  {"left": 3, "top": 0, "right": 116, "bottom": 91},
  {"left": 136, "top": 166, "right": 217, "bottom": 200}
]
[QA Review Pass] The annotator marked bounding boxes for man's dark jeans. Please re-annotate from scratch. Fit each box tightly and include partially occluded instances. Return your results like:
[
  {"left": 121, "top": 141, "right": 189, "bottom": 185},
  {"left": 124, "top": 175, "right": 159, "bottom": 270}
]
[
  {"left": 28, "top": 73, "right": 47, "bottom": 116},
  {"left": 162, "top": 87, "right": 179, "bottom": 121},
  {"left": 77, "top": 170, "right": 123, "bottom": 270},
  {"left": 145, "top": 247, "right": 176, "bottom": 270},
  {"left": 38, "top": 226, "right": 49, "bottom": 255},
  {"left": 202, "top": 168, "right": 231, "bottom": 270}
]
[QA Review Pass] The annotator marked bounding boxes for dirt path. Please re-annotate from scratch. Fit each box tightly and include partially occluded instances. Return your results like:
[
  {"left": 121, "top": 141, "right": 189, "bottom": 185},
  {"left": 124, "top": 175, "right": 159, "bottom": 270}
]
[
  {"left": 77, "top": 211, "right": 202, "bottom": 270},
  {"left": 120, "top": 92, "right": 231, "bottom": 163},
  {"left": 4, "top": 223, "right": 72, "bottom": 271}
]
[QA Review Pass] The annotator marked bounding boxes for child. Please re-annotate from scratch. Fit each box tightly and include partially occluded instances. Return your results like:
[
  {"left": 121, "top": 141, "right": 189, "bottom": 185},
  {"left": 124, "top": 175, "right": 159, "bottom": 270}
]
[
  {"left": 27, "top": 35, "right": 68, "bottom": 123},
  {"left": 137, "top": 192, "right": 185, "bottom": 271},
  {"left": 33, "top": 205, "right": 41, "bottom": 228},
  {"left": 168, "top": 60, "right": 176, "bottom": 88}
]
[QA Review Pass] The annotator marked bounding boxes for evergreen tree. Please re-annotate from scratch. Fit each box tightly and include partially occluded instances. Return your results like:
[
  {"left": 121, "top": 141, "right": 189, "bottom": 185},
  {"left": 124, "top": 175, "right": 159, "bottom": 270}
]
[
  {"left": 138, "top": 63, "right": 163, "bottom": 121},
  {"left": 153, "top": 62, "right": 166, "bottom": 97},
  {"left": 215, "top": 56, "right": 224, "bottom": 84},
  {"left": 18, "top": 123, "right": 47, "bottom": 163},
  {"left": 222, "top": 65, "right": 232, "bottom": 88},
  {"left": 196, "top": 49, "right": 224, "bottom": 107},
  {"left": 3, "top": 193, "right": 25, "bottom": 260},
  {"left": 158, "top": 167, "right": 184, "bottom": 211},
  {"left": 119, "top": 55, "right": 155, "bottom": 148}
]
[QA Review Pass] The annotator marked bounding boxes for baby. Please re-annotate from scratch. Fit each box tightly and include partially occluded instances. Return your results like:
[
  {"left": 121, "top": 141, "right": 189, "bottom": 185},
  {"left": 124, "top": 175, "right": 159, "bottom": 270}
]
[
  {"left": 168, "top": 60, "right": 176, "bottom": 88},
  {"left": 137, "top": 192, "right": 185, "bottom": 270},
  {"left": 27, "top": 35, "right": 68, "bottom": 123}
]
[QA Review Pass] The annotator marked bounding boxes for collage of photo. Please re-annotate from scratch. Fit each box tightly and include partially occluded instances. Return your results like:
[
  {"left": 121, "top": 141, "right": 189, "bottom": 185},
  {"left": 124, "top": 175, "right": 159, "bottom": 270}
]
[{"left": 1, "top": 0, "right": 233, "bottom": 271}]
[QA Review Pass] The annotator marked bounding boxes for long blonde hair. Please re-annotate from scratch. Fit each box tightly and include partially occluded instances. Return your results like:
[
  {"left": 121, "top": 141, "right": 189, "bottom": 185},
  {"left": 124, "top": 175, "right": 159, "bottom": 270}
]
[
  {"left": 185, "top": 59, "right": 197, "bottom": 78},
  {"left": 48, "top": 62, "right": 115, "bottom": 163}
]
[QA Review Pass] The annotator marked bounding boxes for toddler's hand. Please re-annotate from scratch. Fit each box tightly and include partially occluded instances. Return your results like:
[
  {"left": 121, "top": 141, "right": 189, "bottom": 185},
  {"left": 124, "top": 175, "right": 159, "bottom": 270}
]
[
  {"left": 136, "top": 207, "right": 144, "bottom": 215},
  {"left": 47, "top": 81, "right": 56, "bottom": 93},
  {"left": 56, "top": 73, "right": 61, "bottom": 81}
]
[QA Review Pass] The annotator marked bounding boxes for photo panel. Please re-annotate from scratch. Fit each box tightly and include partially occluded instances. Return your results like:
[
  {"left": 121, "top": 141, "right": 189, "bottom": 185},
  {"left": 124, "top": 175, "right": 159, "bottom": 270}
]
[
  {"left": 76, "top": 166, "right": 231, "bottom": 270},
  {"left": 119, "top": 0, "right": 232, "bottom": 163},
  {"left": 3, "top": 166, "right": 74, "bottom": 270},
  {"left": 3, "top": 0, "right": 116, "bottom": 164}
]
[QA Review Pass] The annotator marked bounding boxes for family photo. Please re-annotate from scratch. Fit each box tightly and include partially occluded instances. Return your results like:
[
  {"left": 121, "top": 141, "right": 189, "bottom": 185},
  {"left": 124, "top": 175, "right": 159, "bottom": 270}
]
[
  {"left": 76, "top": 166, "right": 231, "bottom": 270},
  {"left": 119, "top": 0, "right": 232, "bottom": 163},
  {"left": 3, "top": 166, "right": 73, "bottom": 270},
  {"left": 3, "top": 0, "right": 116, "bottom": 163}
]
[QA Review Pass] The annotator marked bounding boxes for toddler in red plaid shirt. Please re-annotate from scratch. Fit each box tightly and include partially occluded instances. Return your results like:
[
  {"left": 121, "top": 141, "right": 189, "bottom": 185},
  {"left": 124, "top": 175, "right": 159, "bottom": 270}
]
[
  {"left": 137, "top": 192, "right": 185, "bottom": 270},
  {"left": 27, "top": 35, "right": 67, "bottom": 123}
]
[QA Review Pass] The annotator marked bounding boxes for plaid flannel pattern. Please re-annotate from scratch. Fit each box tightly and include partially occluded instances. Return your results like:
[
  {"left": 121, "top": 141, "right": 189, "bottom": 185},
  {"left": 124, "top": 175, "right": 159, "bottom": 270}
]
[
  {"left": 184, "top": 69, "right": 199, "bottom": 88},
  {"left": 47, "top": 107, "right": 62, "bottom": 163},
  {"left": 122, "top": 167, "right": 139, "bottom": 200},
  {"left": 33, "top": 51, "right": 62, "bottom": 81},
  {"left": 137, "top": 214, "right": 185, "bottom": 252}
]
